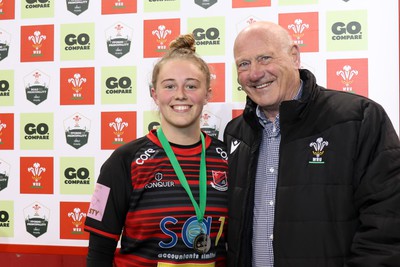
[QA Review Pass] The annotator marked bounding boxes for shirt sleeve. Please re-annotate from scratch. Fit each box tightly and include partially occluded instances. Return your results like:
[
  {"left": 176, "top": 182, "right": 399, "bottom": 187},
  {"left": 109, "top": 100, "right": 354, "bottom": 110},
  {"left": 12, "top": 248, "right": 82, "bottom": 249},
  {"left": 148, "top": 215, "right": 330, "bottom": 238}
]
[
  {"left": 84, "top": 149, "right": 133, "bottom": 241},
  {"left": 86, "top": 232, "right": 117, "bottom": 267}
]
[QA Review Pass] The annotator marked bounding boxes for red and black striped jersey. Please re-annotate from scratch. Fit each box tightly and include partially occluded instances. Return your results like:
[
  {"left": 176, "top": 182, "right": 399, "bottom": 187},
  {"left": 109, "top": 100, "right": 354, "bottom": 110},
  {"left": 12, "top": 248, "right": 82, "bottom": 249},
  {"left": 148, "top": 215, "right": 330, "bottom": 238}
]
[{"left": 85, "top": 130, "right": 228, "bottom": 267}]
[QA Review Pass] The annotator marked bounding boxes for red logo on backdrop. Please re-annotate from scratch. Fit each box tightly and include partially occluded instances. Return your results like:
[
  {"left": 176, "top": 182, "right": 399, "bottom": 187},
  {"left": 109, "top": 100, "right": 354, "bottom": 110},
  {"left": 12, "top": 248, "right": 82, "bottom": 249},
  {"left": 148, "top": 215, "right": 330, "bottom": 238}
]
[
  {"left": 279, "top": 12, "right": 319, "bottom": 53},
  {"left": 20, "top": 24, "right": 54, "bottom": 62},
  {"left": 20, "top": 157, "right": 54, "bottom": 194},
  {"left": 101, "top": 0, "right": 137, "bottom": 14},
  {"left": 60, "top": 202, "right": 90, "bottom": 240},
  {"left": 232, "top": 109, "right": 243, "bottom": 119},
  {"left": 143, "top": 19, "right": 180, "bottom": 58},
  {"left": 209, "top": 63, "right": 225, "bottom": 103},
  {"left": 0, "top": 0, "right": 15, "bottom": 20},
  {"left": 60, "top": 67, "right": 95, "bottom": 105},
  {"left": 101, "top": 111, "right": 137, "bottom": 150},
  {"left": 327, "top": 58, "right": 368, "bottom": 97},
  {"left": 0, "top": 113, "right": 14, "bottom": 150},
  {"left": 232, "top": 0, "right": 271, "bottom": 8}
]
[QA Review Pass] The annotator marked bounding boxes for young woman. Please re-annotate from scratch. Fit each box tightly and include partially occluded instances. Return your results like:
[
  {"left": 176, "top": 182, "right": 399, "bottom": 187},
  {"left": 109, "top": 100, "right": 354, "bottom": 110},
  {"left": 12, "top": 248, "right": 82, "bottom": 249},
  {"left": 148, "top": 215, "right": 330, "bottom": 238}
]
[{"left": 84, "top": 34, "right": 228, "bottom": 267}]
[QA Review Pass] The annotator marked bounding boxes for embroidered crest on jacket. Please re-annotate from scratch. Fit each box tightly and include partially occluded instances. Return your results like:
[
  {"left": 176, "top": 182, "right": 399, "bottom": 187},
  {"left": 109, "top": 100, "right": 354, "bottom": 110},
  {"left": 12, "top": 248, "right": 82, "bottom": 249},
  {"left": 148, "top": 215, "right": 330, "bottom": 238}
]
[{"left": 309, "top": 137, "right": 329, "bottom": 164}]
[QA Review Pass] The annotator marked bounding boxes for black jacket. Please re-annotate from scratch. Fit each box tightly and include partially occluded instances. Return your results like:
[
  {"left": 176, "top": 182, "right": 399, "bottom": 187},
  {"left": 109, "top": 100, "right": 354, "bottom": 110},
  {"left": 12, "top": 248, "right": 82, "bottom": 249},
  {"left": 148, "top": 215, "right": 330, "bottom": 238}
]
[{"left": 223, "top": 69, "right": 400, "bottom": 267}]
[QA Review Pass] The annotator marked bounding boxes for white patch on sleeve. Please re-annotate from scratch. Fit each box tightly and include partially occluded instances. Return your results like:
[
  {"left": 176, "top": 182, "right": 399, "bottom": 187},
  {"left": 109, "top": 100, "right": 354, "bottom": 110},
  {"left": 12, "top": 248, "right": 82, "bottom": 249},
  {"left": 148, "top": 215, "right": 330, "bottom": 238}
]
[{"left": 87, "top": 183, "right": 110, "bottom": 221}]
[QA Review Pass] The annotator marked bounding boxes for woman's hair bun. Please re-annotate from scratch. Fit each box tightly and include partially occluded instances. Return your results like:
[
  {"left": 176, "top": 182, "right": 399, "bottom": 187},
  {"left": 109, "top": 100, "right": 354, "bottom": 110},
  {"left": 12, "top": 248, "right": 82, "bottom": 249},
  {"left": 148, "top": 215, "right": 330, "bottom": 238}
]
[{"left": 169, "top": 34, "right": 196, "bottom": 52}]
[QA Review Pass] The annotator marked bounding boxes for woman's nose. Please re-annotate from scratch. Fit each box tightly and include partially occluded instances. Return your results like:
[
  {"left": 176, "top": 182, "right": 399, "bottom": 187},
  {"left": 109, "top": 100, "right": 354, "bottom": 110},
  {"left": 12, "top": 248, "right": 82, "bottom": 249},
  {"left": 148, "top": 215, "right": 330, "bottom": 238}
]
[{"left": 174, "top": 86, "right": 187, "bottom": 99}]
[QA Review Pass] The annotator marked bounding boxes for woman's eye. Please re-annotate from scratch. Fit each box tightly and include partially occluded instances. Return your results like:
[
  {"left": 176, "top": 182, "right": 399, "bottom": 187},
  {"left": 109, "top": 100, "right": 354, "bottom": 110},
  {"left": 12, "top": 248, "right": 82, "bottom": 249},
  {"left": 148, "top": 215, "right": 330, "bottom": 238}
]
[{"left": 186, "top": 85, "right": 197, "bottom": 90}]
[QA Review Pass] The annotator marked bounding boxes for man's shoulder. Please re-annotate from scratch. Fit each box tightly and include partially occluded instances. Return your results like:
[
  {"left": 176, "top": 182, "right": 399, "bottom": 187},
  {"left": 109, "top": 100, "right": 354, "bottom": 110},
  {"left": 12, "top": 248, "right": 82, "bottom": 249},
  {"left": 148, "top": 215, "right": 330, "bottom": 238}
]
[
  {"left": 226, "top": 114, "right": 245, "bottom": 128},
  {"left": 225, "top": 114, "right": 251, "bottom": 136},
  {"left": 322, "top": 88, "right": 380, "bottom": 107}
]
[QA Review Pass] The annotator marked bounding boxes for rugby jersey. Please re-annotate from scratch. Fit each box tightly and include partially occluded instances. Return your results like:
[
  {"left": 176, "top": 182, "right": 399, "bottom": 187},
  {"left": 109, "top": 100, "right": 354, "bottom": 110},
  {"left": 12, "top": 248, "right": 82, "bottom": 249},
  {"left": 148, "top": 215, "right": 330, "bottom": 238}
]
[{"left": 84, "top": 130, "right": 228, "bottom": 267}]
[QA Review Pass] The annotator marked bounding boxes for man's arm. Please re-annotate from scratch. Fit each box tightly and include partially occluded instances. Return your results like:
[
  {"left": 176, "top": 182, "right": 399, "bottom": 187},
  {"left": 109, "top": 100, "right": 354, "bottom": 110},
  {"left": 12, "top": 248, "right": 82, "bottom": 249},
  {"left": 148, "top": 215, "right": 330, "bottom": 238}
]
[{"left": 347, "top": 104, "right": 400, "bottom": 266}]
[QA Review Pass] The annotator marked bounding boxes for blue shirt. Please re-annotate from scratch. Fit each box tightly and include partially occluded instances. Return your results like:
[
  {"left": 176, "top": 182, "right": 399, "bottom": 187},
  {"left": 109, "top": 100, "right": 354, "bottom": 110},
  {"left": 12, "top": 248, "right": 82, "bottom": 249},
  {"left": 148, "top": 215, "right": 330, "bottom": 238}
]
[{"left": 252, "top": 82, "right": 303, "bottom": 267}]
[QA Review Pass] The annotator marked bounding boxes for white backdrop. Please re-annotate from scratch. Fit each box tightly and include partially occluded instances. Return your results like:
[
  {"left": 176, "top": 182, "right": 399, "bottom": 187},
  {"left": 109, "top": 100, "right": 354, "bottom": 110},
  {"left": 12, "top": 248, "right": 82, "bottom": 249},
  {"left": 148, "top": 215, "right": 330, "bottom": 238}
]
[{"left": 0, "top": 0, "right": 398, "bottom": 253}]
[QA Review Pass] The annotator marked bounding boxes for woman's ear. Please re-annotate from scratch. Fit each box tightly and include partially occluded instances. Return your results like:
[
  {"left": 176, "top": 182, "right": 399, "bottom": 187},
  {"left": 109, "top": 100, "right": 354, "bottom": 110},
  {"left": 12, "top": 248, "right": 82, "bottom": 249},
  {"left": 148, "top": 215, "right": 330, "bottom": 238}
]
[
  {"left": 151, "top": 87, "right": 158, "bottom": 104},
  {"left": 204, "top": 88, "right": 212, "bottom": 105}
]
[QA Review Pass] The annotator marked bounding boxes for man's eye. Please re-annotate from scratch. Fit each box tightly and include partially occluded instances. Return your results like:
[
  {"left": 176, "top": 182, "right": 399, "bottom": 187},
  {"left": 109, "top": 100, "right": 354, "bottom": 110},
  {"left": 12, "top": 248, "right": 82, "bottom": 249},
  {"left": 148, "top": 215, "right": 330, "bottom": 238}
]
[
  {"left": 238, "top": 62, "right": 249, "bottom": 70},
  {"left": 186, "top": 85, "right": 197, "bottom": 90},
  {"left": 259, "top": 56, "right": 270, "bottom": 63}
]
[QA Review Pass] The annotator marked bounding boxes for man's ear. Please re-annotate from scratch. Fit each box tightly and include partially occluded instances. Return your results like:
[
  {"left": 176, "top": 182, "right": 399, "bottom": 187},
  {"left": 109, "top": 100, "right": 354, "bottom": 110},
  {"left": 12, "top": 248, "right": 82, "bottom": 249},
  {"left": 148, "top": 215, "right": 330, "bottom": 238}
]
[{"left": 290, "top": 44, "right": 301, "bottom": 68}]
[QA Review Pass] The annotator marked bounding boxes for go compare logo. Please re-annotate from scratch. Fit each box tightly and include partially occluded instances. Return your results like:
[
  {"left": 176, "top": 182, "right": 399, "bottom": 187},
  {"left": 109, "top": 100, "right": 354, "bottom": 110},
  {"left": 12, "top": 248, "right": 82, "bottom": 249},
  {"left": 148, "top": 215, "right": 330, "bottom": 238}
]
[
  {"left": 326, "top": 10, "right": 367, "bottom": 51},
  {"left": 20, "top": 113, "right": 53, "bottom": 150},
  {"left": 60, "top": 157, "right": 94, "bottom": 195}
]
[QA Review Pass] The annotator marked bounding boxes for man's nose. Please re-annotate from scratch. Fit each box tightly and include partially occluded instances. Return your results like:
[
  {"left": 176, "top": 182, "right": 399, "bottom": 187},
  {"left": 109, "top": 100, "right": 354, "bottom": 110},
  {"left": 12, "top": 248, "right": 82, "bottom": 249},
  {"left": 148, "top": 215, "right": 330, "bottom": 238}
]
[{"left": 248, "top": 62, "right": 264, "bottom": 81}]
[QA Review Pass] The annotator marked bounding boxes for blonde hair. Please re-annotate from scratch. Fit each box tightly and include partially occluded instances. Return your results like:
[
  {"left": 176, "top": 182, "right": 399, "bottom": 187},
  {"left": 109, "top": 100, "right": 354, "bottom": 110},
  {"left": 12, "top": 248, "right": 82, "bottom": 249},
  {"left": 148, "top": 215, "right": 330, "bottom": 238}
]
[{"left": 151, "top": 33, "right": 211, "bottom": 89}]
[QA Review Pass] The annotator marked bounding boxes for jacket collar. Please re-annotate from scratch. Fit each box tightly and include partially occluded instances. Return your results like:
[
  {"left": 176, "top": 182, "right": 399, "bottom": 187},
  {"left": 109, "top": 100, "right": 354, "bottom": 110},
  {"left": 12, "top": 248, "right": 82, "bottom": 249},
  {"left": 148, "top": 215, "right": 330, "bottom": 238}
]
[{"left": 243, "top": 69, "right": 319, "bottom": 126}]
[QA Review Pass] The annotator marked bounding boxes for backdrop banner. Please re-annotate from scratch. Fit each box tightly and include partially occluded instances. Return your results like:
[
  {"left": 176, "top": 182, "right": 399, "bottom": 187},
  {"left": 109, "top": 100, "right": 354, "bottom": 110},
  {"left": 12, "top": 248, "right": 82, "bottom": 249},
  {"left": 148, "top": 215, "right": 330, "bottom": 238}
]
[{"left": 0, "top": 0, "right": 399, "bottom": 254}]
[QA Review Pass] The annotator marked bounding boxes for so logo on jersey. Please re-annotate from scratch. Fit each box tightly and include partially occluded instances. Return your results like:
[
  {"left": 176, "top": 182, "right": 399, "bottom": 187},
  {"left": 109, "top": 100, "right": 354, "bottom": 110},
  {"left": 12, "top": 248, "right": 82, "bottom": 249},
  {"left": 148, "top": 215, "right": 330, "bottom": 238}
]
[{"left": 159, "top": 215, "right": 225, "bottom": 250}]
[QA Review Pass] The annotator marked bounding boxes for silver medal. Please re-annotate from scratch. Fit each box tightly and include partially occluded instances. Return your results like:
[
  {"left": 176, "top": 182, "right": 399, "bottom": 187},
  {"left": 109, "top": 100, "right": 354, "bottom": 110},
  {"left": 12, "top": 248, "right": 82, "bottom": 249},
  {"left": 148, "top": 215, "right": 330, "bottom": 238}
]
[{"left": 193, "top": 233, "right": 211, "bottom": 254}]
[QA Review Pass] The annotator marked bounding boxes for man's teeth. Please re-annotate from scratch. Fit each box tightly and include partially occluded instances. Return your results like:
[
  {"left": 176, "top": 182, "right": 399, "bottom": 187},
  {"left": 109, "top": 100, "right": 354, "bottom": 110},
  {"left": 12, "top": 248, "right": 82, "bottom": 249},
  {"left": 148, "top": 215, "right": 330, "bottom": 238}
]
[{"left": 256, "top": 82, "right": 272, "bottom": 89}]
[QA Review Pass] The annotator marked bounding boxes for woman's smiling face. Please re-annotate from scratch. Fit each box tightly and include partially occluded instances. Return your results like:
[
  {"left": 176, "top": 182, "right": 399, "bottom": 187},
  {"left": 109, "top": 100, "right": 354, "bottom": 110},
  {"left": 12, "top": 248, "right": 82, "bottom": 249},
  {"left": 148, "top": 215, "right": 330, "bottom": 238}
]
[{"left": 151, "top": 58, "right": 210, "bottom": 132}]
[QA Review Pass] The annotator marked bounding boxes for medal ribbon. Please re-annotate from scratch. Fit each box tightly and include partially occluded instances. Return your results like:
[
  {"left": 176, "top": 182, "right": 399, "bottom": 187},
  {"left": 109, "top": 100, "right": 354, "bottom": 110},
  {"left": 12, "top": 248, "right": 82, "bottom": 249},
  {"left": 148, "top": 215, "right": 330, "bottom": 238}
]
[{"left": 157, "top": 127, "right": 207, "bottom": 223}]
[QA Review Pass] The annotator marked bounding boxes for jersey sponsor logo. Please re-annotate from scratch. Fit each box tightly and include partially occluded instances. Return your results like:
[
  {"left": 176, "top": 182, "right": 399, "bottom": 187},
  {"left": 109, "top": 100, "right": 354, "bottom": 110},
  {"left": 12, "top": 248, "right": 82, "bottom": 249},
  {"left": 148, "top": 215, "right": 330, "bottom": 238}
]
[
  {"left": 145, "top": 172, "right": 175, "bottom": 189},
  {"left": 216, "top": 146, "right": 228, "bottom": 160},
  {"left": 159, "top": 215, "right": 225, "bottom": 256},
  {"left": 87, "top": 183, "right": 110, "bottom": 221},
  {"left": 135, "top": 148, "right": 157, "bottom": 165},
  {"left": 158, "top": 261, "right": 215, "bottom": 267},
  {"left": 230, "top": 140, "right": 240, "bottom": 154}
]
